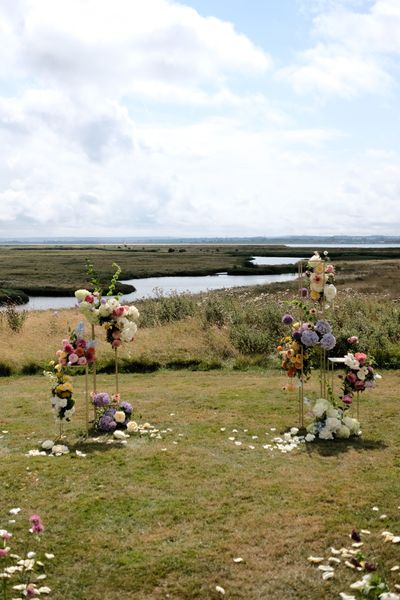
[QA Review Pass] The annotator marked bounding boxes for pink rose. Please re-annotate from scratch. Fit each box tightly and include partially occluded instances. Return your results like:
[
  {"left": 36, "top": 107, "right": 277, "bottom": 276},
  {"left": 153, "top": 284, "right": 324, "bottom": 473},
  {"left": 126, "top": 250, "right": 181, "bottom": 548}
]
[
  {"left": 85, "top": 294, "right": 95, "bottom": 303},
  {"left": 347, "top": 336, "right": 359, "bottom": 345},
  {"left": 0, "top": 548, "right": 9, "bottom": 557},
  {"left": 78, "top": 357, "right": 87, "bottom": 365},
  {"left": 63, "top": 343, "right": 74, "bottom": 353},
  {"left": 354, "top": 352, "right": 367, "bottom": 364},
  {"left": 113, "top": 306, "right": 125, "bottom": 317},
  {"left": 68, "top": 353, "right": 79, "bottom": 364},
  {"left": 112, "top": 330, "right": 121, "bottom": 339},
  {"left": 112, "top": 339, "right": 122, "bottom": 348},
  {"left": 325, "top": 264, "right": 334, "bottom": 274},
  {"left": 342, "top": 395, "right": 353, "bottom": 405}
]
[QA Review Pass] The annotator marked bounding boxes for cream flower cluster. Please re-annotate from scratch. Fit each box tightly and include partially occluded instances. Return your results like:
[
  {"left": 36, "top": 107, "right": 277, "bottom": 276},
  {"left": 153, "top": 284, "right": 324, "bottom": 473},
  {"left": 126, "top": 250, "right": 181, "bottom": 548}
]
[
  {"left": 307, "top": 252, "right": 337, "bottom": 304},
  {"left": 307, "top": 398, "right": 361, "bottom": 440},
  {"left": 75, "top": 289, "right": 139, "bottom": 345}
]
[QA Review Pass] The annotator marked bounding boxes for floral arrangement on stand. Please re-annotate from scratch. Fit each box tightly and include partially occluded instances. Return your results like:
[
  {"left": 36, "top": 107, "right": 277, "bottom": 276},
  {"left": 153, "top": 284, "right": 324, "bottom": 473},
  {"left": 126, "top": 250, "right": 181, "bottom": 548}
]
[
  {"left": 304, "top": 250, "right": 337, "bottom": 306},
  {"left": 43, "top": 363, "right": 75, "bottom": 423},
  {"left": 91, "top": 392, "right": 137, "bottom": 434},
  {"left": 340, "top": 337, "right": 381, "bottom": 406},
  {"left": 74, "top": 262, "right": 140, "bottom": 348},
  {"left": 278, "top": 310, "right": 337, "bottom": 389}
]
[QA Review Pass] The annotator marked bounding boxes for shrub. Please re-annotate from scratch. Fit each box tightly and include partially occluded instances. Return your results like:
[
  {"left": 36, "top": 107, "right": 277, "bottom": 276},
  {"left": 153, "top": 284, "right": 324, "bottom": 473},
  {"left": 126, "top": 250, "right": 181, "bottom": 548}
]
[{"left": 3, "top": 302, "right": 28, "bottom": 333}]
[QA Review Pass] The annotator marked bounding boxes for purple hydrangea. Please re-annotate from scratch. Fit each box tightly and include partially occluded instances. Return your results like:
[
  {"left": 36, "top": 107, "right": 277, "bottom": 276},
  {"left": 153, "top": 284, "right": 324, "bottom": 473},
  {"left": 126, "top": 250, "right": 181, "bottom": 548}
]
[
  {"left": 282, "top": 313, "right": 294, "bottom": 325},
  {"left": 104, "top": 408, "right": 116, "bottom": 418},
  {"left": 320, "top": 333, "right": 336, "bottom": 351},
  {"left": 98, "top": 415, "right": 117, "bottom": 432},
  {"left": 92, "top": 392, "right": 111, "bottom": 407},
  {"left": 301, "top": 329, "right": 319, "bottom": 347},
  {"left": 120, "top": 401, "right": 133, "bottom": 415},
  {"left": 315, "top": 320, "right": 332, "bottom": 335}
]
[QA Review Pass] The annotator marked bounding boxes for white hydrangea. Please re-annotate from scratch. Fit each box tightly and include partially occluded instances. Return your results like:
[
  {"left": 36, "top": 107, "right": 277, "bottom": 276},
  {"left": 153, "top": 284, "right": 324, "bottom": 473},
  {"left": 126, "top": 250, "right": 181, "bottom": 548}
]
[{"left": 312, "top": 399, "right": 330, "bottom": 418}]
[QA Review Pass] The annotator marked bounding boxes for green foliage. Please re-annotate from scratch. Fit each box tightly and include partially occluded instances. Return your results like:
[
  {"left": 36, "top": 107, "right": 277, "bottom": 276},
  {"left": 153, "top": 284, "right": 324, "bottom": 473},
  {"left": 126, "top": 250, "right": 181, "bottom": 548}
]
[
  {"left": 138, "top": 291, "right": 196, "bottom": 327},
  {"left": 85, "top": 258, "right": 103, "bottom": 295},
  {"left": 107, "top": 262, "right": 122, "bottom": 297},
  {"left": 3, "top": 303, "right": 28, "bottom": 333}
]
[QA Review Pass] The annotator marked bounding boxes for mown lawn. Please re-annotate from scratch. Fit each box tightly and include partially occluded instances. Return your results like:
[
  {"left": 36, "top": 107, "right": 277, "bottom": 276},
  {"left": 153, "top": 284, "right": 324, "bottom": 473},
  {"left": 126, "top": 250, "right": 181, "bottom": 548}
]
[{"left": 1, "top": 370, "right": 400, "bottom": 599}]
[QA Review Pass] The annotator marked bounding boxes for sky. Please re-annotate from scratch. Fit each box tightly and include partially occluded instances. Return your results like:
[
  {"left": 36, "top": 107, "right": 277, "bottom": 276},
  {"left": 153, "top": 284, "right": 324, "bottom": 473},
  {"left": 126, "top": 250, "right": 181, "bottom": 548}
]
[{"left": 0, "top": 0, "right": 400, "bottom": 238}]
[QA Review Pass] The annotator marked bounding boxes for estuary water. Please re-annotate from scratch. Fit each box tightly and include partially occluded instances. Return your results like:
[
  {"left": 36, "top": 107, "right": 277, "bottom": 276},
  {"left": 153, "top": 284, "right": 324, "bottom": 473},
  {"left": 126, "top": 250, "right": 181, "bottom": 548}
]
[{"left": 21, "top": 256, "right": 299, "bottom": 311}]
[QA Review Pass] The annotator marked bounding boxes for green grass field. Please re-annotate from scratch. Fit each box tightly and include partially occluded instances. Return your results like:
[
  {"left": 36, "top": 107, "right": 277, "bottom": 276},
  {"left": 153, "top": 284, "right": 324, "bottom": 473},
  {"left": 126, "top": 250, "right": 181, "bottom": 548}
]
[{"left": 1, "top": 370, "right": 400, "bottom": 599}]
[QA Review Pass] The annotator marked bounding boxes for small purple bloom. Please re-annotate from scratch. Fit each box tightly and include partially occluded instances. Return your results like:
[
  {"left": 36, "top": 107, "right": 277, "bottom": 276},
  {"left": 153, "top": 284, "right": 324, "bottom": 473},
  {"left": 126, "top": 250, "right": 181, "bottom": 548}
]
[
  {"left": 292, "top": 331, "right": 302, "bottom": 341},
  {"left": 301, "top": 330, "right": 319, "bottom": 347},
  {"left": 315, "top": 320, "right": 332, "bottom": 335},
  {"left": 98, "top": 415, "right": 117, "bottom": 432},
  {"left": 320, "top": 333, "right": 336, "bottom": 350},
  {"left": 92, "top": 392, "right": 111, "bottom": 407},
  {"left": 104, "top": 408, "right": 116, "bottom": 418},
  {"left": 120, "top": 401, "right": 133, "bottom": 415},
  {"left": 299, "top": 287, "right": 308, "bottom": 298},
  {"left": 282, "top": 313, "right": 294, "bottom": 325}
]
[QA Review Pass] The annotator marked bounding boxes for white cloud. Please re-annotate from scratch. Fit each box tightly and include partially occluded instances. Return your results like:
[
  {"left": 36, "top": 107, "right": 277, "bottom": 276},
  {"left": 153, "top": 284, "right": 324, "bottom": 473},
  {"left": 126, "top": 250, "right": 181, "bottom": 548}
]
[{"left": 282, "top": 0, "right": 400, "bottom": 97}]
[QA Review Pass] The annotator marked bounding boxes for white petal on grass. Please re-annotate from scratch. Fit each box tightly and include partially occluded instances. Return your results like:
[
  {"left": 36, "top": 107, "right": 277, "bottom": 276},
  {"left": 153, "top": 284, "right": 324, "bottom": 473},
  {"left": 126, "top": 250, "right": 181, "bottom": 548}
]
[
  {"left": 352, "top": 542, "right": 363, "bottom": 548},
  {"left": 345, "top": 561, "right": 356, "bottom": 569},
  {"left": 360, "top": 529, "right": 371, "bottom": 535},
  {"left": 9, "top": 509, "right": 21, "bottom": 515},
  {"left": 339, "top": 593, "right": 356, "bottom": 600},
  {"left": 380, "top": 514, "right": 388, "bottom": 520},
  {"left": 322, "top": 571, "right": 334, "bottom": 580},
  {"left": 233, "top": 557, "right": 244, "bottom": 563},
  {"left": 391, "top": 566, "right": 400, "bottom": 571},
  {"left": 372, "top": 506, "right": 379, "bottom": 511},
  {"left": 215, "top": 585, "right": 225, "bottom": 595},
  {"left": 75, "top": 450, "right": 87, "bottom": 457},
  {"left": 328, "top": 557, "right": 341, "bottom": 564},
  {"left": 392, "top": 536, "right": 400, "bottom": 544},
  {"left": 318, "top": 565, "right": 334, "bottom": 572},
  {"left": 248, "top": 445, "right": 255, "bottom": 450},
  {"left": 228, "top": 437, "right": 235, "bottom": 441},
  {"left": 330, "top": 547, "right": 341, "bottom": 555},
  {"left": 220, "top": 428, "right": 226, "bottom": 432},
  {"left": 232, "top": 429, "right": 238, "bottom": 433},
  {"left": 45, "top": 554, "right": 55, "bottom": 560},
  {"left": 234, "top": 441, "right": 242, "bottom": 446}
]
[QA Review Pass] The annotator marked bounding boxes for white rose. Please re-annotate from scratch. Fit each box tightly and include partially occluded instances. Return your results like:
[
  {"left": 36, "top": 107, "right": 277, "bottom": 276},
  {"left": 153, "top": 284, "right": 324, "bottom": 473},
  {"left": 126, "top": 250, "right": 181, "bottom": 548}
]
[
  {"left": 312, "top": 399, "right": 330, "bottom": 418},
  {"left": 127, "top": 421, "right": 139, "bottom": 433},
  {"left": 75, "top": 289, "right": 91, "bottom": 302},
  {"left": 343, "top": 353, "right": 360, "bottom": 370},
  {"left": 305, "top": 433, "right": 315, "bottom": 442},
  {"left": 114, "top": 410, "right": 126, "bottom": 424},
  {"left": 113, "top": 430, "right": 129, "bottom": 440},
  {"left": 319, "top": 427, "right": 334, "bottom": 440},
  {"left": 127, "top": 305, "right": 140, "bottom": 321},
  {"left": 326, "top": 407, "right": 340, "bottom": 418},
  {"left": 326, "top": 417, "right": 341, "bottom": 432},
  {"left": 99, "top": 303, "right": 112, "bottom": 317},
  {"left": 324, "top": 284, "right": 337, "bottom": 302},
  {"left": 336, "top": 425, "right": 351, "bottom": 439},
  {"left": 308, "top": 253, "right": 321, "bottom": 267}
]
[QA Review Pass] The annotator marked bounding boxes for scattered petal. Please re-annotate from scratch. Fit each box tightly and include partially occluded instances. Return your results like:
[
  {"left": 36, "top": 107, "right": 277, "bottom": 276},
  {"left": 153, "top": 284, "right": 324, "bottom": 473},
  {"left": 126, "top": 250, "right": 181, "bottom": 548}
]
[
  {"left": 372, "top": 506, "right": 379, "bottom": 511},
  {"left": 391, "top": 566, "right": 400, "bottom": 572},
  {"left": 233, "top": 557, "right": 244, "bottom": 563},
  {"left": 215, "top": 585, "right": 225, "bottom": 595},
  {"left": 322, "top": 571, "right": 334, "bottom": 580},
  {"left": 9, "top": 508, "right": 21, "bottom": 515},
  {"left": 380, "top": 514, "right": 388, "bottom": 520},
  {"left": 318, "top": 565, "right": 334, "bottom": 572},
  {"left": 220, "top": 428, "right": 226, "bottom": 432}
]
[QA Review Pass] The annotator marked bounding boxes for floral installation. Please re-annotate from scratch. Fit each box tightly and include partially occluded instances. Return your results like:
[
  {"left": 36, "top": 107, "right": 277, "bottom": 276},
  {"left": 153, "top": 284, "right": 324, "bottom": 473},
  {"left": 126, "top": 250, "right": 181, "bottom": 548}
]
[
  {"left": 307, "top": 511, "right": 400, "bottom": 599},
  {"left": 43, "top": 363, "right": 75, "bottom": 422},
  {"left": 74, "top": 261, "right": 140, "bottom": 348},
  {"left": 1, "top": 509, "right": 53, "bottom": 599},
  {"left": 91, "top": 392, "right": 134, "bottom": 433},
  {"left": 304, "top": 250, "right": 337, "bottom": 306},
  {"left": 306, "top": 397, "right": 361, "bottom": 440},
  {"left": 278, "top": 310, "right": 337, "bottom": 385},
  {"left": 340, "top": 337, "right": 381, "bottom": 407},
  {"left": 56, "top": 322, "right": 95, "bottom": 367}
]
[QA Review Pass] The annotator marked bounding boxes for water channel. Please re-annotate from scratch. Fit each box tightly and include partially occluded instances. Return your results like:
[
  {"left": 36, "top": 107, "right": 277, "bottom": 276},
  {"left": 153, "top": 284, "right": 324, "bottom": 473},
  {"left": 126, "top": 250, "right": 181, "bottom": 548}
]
[{"left": 21, "top": 257, "right": 300, "bottom": 311}]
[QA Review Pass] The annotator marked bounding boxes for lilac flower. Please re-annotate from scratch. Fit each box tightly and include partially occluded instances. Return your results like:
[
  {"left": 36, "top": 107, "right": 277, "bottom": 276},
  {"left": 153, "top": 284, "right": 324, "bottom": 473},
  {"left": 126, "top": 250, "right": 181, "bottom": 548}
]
[
  {"left": 104, "top": 408, "right": 116, "bottom": 418},
  {"left": 292, "top": 331, "right": 302, "bottom": 341},
  {"left": 120, "top": 401, "right": 133, "bottom": 415},
  {"left": 301, "top": 330, "right": 319, "bottom": 347},
  {"left": 282, "top": 313, "right": 294, "bottom": 325},
  {"left": 92, "top": 392, "right": 110, "bottom": 407},
  {"left": 320, "top": 333, "right": 336, "bottom": 351},
  {"left": 315, "top": 320, "right": 332, "bottom": 335},
  {"left": 299, "top": 288, "right": 308, "bottom": 298},
  {"left": 98, "top": 415, "right": 117, "bottom": 432}
]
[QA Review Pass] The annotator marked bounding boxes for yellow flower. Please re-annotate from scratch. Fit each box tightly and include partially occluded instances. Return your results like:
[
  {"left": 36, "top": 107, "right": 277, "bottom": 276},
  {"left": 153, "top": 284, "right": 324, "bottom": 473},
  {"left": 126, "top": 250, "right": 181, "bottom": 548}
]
[
  {"left": 293, "top": 322, "right": 300, "bottom": 330},
  {"left": 314, "top": 262, "right": 324, "bottom": 274},
  {"left": 310, "top": 290, "right": 320, "bottom": 301}
]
